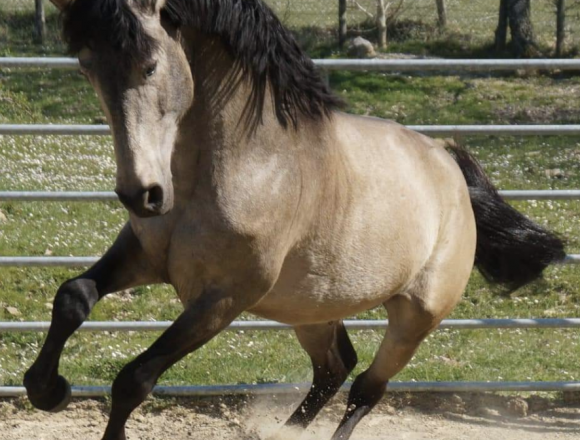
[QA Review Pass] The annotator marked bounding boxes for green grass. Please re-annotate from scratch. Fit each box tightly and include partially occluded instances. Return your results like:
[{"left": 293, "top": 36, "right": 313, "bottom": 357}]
[{"left": 1, "top": 2, "right": 580, "bottom": 393}]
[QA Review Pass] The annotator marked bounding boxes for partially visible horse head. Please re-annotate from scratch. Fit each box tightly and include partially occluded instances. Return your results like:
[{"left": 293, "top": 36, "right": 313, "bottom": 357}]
[{"left": 51, "top": 0, "right": 193, "bottom": 217}]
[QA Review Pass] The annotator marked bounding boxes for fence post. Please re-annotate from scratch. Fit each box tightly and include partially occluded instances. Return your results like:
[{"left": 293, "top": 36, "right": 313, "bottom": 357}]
[
  {"left": 339, "top": 0, "right": 347, "bottom": 48},
  {"left": 34, "top": 0, "right": 46, "bottom": 45},
  {"left": 556, "top": 0, "right": 566, "bottom": 57},
  {"left": 495, "top": 0, "right": 508, "bottom": 51},
  {"left": 436, "top": 0, "right": 447, "bottom": 28}
]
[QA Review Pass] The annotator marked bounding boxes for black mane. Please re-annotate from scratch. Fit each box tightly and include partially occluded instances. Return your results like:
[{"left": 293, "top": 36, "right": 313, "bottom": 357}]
[{"left": 62, "top": 0, "right": 341, "bottom": 129}]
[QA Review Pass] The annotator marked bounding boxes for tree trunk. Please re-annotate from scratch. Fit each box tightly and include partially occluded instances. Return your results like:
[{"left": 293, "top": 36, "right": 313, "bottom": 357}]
[
  {"left": 377, "top": 0, "right": 388, "bottom": 49},
  {"left": 556, "top": 0, "right": 566, "bottom": 57},
  {"left": 339, "top": 0, "right": 348, "bottom": 48},
  {"left": 495, "top": 0, "right": 508, "bottom": 50},
  {"left": 34, "top": 0, "right": 45, "bottom": 45},
  {"left": 506, "top": 0, "right": 539, "bottom": 57},
  {"left": 435, "top": 0, "right": 447, "bottom": 29}
]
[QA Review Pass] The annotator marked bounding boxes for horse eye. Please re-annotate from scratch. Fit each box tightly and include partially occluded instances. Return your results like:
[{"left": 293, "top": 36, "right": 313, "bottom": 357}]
[{"left": 145, "top": 64, "right": 157, "bottom": 78}]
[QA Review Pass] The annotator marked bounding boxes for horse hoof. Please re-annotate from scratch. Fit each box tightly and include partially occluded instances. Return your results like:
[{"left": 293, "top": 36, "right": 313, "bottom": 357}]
[
  {"left": 26, "top": 375, "right": 72, "bottom": 413},
  {"left": 49, "top": 376, "right": 72, "bottom": 413}
]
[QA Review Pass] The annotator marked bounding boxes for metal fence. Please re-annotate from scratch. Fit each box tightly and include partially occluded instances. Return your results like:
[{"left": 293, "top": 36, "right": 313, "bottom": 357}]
[
  {"left": 263, "top": 0, "right": 580, "bottom": 55},
  {"left": 3, "top": 1, "right": 580, "bottom": 54},
  {"left": 1, "top": 56, "right": 580, "bottom": 396}
]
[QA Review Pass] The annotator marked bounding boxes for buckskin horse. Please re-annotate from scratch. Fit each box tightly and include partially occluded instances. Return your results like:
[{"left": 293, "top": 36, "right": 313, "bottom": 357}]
[{"left": 24, "top": 1, "right": 565, "bottom": 439}]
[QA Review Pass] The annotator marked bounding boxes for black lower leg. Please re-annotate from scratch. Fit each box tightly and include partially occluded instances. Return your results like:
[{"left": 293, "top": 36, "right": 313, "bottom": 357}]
[
  {"left": 331, "top": 372, "right": 388, "bottom": 440},
  {"left": 24, "top": 225, "right": 155, "bottom": 412},
  {"left": 100, "top": 291, "right": 246, "bottom": 440},
  {"left": 24, "top": 278, "right": 100, "bottom": 411},
  {"left": 286, "top": 324, "right": 358, "bottom": 428}
]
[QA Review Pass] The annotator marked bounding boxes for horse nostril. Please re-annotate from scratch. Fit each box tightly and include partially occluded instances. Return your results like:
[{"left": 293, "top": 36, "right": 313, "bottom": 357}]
[{"left": 145, "top": 185, "right": 164, "bottom": 210}]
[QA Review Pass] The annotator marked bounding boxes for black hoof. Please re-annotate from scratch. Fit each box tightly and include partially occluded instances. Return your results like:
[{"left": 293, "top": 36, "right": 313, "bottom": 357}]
[{"left": 26, "top": 375, "right": 72, "bottom": 413}]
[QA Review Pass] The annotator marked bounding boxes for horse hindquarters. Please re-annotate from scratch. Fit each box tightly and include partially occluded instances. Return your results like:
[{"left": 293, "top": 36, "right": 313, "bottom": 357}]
[
  {"left": 330, "top": 187, "right": 477, "bottom": 440},
  {"left": 448, "top": 145, "right": 566, "bottom": 291}
]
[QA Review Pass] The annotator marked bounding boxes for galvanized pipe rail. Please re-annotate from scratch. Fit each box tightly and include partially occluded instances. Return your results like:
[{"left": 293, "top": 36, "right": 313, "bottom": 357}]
[
  {"left": 2, "top": 318, "right": 579, "bottom": 396},
  {"left": 3, "top": 57, "right": 580, "bottom": 72},
  {"left": 2, "top": 190, "right": 580, "bottom": 202},
  {"left": 1, "top": 255, "right": 579, "bottom": 268},
  {"left": 0, "top": 191, "right": 118, "bottom": 202},
  {"left": 3, "top": 124, "right": 580, "bottom": 137},
  {"left": 1, "top": 380, "right": 580, "bottom": 398},
  {"left": 2, "top": 318, "right": 580, "bottom": 333}
]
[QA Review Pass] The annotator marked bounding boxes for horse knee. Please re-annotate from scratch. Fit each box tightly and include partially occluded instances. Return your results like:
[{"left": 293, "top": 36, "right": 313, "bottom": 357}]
[{"left": 52, "top": 279, "right": 98, "bottom": 331}]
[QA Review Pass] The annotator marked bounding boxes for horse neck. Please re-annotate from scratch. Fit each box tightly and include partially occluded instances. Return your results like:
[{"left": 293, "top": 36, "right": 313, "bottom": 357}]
[
  {"left": 180, "top": 30, "right": 276, "bottom": 147},
  {"left": 172, "top": 29, "right": 336, "bottom": 202}
]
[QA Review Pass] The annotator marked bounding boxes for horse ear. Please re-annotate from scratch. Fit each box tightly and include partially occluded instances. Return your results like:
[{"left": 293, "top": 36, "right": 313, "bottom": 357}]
[{"left": 49, "top": 0, "right": 73, "bottom": 11}]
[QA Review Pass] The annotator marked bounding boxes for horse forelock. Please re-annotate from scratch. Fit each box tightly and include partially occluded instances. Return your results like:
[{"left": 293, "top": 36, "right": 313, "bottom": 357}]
[
  {"left": 62, "top": 0, "right": 341, "bottom": 130},
  {"left": 62, "top": 0, "right": 158, "bottom": 64}
]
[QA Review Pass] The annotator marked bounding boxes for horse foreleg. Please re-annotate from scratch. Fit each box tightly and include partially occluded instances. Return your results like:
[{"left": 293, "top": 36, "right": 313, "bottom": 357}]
[
  {"left": 100, "top": 287, "right": 260, "bottom": 440},
  {"left": 280, "top": 321, "right": 357, "bottom": 434},
  {"left": 24, "top": 224, "right": 159, "bottom": 412}
]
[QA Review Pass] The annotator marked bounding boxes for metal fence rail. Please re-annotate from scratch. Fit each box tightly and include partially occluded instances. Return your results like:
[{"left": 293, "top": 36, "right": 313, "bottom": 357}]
[
  {"left": 1, "top": 255, "right": 579, "bottom": 268},
  {"left": 3, "top": 57, "right": 580, "bottom": 72},
  {"left": 2, "top": 318, "right": 580, "bottom": 333},
  {"left": 2, "top": 190, "right": 580, "bottom": 202},
  {"left": 1, "top": 380, "right": 580, "bottom": 398},
  {"left": 3, "top": 124, "right": 580, "bottom": 137},
  {"left": 0, "top": 191, "right": 118, "bottom": 202}
]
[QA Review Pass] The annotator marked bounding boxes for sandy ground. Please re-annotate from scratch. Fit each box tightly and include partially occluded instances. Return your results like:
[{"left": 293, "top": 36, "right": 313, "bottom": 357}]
[{"left": 1, "top": 394, "right": 580, "bottom": 440}]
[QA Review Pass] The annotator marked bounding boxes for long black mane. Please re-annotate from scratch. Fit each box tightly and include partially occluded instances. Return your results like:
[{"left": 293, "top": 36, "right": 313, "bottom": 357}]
[{"left": 62, "top": 0, "right": 341, "bottom": 129}]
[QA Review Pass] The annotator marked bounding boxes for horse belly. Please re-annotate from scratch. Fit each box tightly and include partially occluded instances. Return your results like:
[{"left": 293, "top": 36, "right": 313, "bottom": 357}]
[
  {"left": 249, "top": 229, "right": 431, "bottom": 325},
  {"left": 250, "top": 174, "right": 440, "bottom": 324}
]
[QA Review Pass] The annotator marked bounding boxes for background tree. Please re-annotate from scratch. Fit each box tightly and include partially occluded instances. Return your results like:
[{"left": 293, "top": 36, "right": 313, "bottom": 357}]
[
  {"left": 34, "top": 0, "right": 45, "bottom": 45},
  {"left": 495, "top": 0, "right": 540, "bottom": 57},
  {"left": 339, "top": 0, "right": 348, "bottom": 48},
  {"left": 436, "top": 0, "right": 447, "bottom": 29},
  {"left": 377, "top": 0, "right": 388, "bottom": 49},
  {"left": 555, "top": 0, "right": 566, "bottom": 56}
]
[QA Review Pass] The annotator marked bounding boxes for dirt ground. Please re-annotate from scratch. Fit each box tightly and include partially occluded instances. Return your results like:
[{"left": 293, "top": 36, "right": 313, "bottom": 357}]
[{"left": 1, "top": 393, "right": 580, "bottom": 440}]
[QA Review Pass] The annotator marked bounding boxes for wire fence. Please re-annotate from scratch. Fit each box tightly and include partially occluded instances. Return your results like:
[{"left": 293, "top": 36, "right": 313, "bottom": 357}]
[
  {"left": 2, "top": 1, "right": 580, "bottom": 55},
  {"left": 266, "top": 0, "right": 580, "bottom": 53}
]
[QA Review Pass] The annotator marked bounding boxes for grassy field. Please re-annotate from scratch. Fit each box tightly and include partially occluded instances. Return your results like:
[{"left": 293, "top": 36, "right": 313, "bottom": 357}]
[{"left": 0, "top": 1, "right": 580, "bottom": 394}]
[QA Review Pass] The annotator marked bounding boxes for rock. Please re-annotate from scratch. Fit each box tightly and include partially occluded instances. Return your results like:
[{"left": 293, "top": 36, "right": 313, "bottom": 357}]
[
  {"left": 506, "top": 398, "right": 528, "bottom": 417},
  {"left": 0, "top": 210, "right": 7, "bottom": 223},
  {"left": 528, "top": 395, "right": 550, "bottom": 412},
  {"left": 563, "top": 391, "right": 580, "bottom": 404},
  {"left": 5, "top": 306, "right": 21, "bottom": 316},
  {"left": 347, "top": 37, "right": 376, "bottom": 58},
  {"left": 475, "top": 407, "right": 500, "bottom": 418},
  {"left": 544, "top": 168, "right": 565, "bottom": 179},
  {"left": 440, "top": 394, "right": 465, "bottom": 413}
]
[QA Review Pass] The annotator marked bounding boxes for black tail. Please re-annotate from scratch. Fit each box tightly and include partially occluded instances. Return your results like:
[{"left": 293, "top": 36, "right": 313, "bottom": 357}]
[{"left": 448, "top": 144, "right": 566, "bottom": 291}]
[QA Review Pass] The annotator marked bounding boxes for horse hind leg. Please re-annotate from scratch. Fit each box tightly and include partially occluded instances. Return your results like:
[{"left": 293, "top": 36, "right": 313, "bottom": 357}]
[
  {"left": 330, "top": 271, "right": 468, "bottom": 440},
  {"left": 272, "top": 321, "right": 357, "bottom": 438}
]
